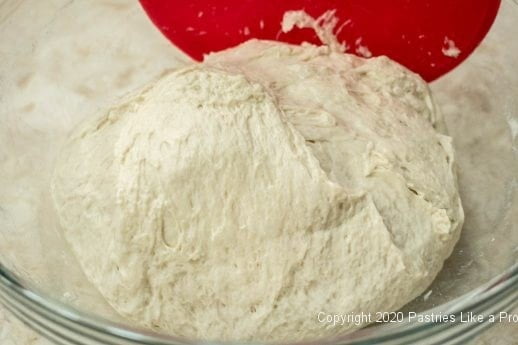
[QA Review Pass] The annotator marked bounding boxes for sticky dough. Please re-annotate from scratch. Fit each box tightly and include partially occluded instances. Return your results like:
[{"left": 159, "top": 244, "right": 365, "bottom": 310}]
[{"left": 51, "top": 39, "right": 463, "bottom": 341}]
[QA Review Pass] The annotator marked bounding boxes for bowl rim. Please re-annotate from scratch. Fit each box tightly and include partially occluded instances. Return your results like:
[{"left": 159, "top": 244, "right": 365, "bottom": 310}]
[{"left": 0, "top": 260, "right": 517, "bottom": 345}]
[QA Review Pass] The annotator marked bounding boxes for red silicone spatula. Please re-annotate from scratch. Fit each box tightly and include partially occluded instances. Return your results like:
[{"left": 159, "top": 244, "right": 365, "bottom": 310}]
[{"left": 139, "top": 0, "right": 501, "bottom": 82}]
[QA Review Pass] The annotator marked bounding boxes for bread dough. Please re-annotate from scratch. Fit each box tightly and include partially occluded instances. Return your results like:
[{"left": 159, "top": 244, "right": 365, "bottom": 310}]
[{"left": 51, "top": 39, "right": 463, "bottom": 342}]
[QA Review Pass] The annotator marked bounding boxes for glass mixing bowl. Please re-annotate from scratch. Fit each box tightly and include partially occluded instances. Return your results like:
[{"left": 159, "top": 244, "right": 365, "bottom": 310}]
[{"left": 0, "top": 1, "right": 516, "bottom": 344}]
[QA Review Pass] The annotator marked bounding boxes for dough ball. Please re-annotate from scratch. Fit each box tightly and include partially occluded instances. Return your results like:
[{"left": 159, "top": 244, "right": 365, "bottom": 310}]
[{"left": 51, "top": 40, "right": 463, "bottom": 342}]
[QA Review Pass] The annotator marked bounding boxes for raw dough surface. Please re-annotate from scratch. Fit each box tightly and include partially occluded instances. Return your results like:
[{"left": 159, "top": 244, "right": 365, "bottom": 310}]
[{"left": 51, "top": 40, "right": 463, "bottom": 341}]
